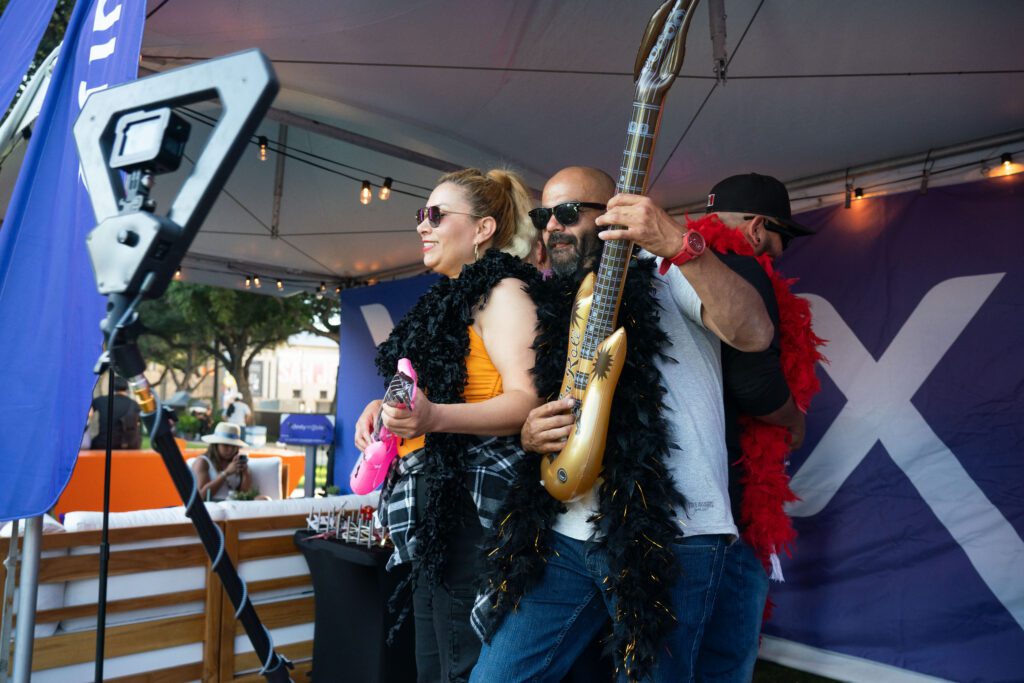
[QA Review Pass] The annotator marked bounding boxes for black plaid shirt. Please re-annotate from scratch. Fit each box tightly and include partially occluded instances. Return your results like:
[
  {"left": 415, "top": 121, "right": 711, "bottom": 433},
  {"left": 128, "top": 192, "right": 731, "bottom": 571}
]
[{"left": 378, "top": 434, "right": 526, "bottom": 571}]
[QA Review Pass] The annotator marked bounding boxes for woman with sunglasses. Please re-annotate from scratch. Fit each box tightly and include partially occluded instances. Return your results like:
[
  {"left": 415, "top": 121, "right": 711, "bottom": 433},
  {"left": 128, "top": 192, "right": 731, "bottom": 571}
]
[{"left": 355, "top": 168, "right": 541, "bottom": 683}]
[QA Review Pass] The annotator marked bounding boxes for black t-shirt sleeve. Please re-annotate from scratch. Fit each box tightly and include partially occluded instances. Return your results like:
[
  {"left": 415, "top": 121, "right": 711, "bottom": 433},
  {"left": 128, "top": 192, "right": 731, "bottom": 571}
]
[{"left": 718, "top": 253, "right": 791, "bottom": 416}]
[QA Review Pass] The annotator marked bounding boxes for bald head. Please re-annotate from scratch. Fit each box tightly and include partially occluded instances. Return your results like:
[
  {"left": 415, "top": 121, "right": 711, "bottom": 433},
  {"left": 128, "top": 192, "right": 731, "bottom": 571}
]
[{"left": 544, "top": 166, "right": 616, "bottom": 206}]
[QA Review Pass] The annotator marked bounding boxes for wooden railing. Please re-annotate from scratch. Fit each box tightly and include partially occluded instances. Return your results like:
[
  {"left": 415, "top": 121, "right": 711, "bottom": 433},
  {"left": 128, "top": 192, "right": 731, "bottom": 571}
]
[{"left": 1, "top": 514, "right": 315, "bottom": 682}]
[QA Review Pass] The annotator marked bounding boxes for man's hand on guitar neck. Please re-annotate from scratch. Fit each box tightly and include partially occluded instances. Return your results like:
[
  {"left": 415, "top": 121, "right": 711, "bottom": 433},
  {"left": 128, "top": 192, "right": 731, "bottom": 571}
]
[
  {"left": 595, "top": 193, "right": 686, "bottom": 258},
  {"left": 597, "top": 193, "right": 773, "bottom": 353},
  {"left": 520, "top": 397, "right": 576, "bottom": 454}
]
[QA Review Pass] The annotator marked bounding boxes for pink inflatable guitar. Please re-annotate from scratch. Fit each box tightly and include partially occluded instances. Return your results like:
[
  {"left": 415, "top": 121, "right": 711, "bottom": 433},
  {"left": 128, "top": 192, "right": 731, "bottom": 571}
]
[{"left": 349, "top": 358, "right": 418, "bottom": 494}]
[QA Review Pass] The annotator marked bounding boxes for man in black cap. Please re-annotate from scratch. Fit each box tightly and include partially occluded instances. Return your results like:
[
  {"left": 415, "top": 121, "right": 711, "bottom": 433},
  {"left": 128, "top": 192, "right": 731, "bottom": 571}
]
[
  {"left": 705, "top": 172, "right": 815, "bottom": 259},
  {"left": 698, "top": 172, "right": 820, "bottom": 681}
]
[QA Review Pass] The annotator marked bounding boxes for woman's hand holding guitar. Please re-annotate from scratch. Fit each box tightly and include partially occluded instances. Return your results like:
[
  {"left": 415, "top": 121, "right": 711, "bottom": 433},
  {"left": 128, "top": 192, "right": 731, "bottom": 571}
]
[
  {"left": 354, "top": 399, "right": 382, "bottom": 451},
  {"left": 381, "top": 388, "right": 435, "bottom": 439}
]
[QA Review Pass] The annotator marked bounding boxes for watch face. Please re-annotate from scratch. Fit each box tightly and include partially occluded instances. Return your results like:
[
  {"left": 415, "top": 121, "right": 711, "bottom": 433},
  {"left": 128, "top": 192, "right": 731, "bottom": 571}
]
[{"left": 686, "top": 230, "right": 705, "bottom": 253}]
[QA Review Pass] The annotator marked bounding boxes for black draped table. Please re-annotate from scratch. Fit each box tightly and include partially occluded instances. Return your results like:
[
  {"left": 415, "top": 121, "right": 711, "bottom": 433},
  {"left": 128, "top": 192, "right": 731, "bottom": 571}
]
[{"left": 295, "top": 530, "right": 415, "bottom": 683}]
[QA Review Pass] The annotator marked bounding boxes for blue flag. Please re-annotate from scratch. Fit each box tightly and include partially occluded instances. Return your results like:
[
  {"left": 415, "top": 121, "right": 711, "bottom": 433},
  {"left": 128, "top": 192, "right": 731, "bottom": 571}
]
[
  {"left": 0, "top": 0, "right": 146, "bottom": 521},
  {"left": 0, "top": 0, "right": 58, "bottom": 116}
]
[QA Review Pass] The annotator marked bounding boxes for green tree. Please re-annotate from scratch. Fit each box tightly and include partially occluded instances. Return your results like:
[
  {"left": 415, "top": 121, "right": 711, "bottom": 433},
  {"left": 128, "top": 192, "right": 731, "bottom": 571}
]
[
  {"left": 138, "top": 295, "right": 214, "bottom": 394},
  {"left": 138, "top": 282, "right": 313, "bottom": 408},
  {"left": 299, "top": 292, "right": 340, "bottom": 343}
]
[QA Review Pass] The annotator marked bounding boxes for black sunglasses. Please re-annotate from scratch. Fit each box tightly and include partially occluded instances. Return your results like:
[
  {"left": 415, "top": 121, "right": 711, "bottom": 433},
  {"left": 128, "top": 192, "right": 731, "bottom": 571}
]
[
  {"left": 416, "top": 205, "right": 482, "bottom": 228},
  {"left": 743, "top": 214, "right": 793, "bottom": 250},
  {"left": 528, "top": 202, "right": 606, "bottom": 231}
]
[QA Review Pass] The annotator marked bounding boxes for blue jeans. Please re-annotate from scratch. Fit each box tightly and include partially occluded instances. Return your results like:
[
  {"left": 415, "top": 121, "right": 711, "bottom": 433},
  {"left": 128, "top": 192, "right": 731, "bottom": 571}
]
[
  {"left": 696, "top": 538, "right": 770, "bottom": 682},
  {"left": 470, "top": 531, "right": 729, "bottom": 683}
]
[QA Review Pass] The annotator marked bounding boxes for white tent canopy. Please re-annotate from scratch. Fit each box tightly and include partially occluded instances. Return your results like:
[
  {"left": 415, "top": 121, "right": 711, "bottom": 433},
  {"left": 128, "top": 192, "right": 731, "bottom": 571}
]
[{"left": 2, "top": 0, "right": 1022, "bottom": 293}]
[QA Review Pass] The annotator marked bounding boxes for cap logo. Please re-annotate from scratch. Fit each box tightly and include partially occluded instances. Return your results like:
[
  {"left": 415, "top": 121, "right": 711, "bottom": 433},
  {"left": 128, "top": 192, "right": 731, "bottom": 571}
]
[{"left": 707, "top": 193, "right": 715, "bottom": 208}]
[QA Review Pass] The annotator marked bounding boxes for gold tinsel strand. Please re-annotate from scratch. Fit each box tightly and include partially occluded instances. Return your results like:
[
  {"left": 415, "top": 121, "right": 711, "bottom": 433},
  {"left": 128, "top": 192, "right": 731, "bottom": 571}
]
[
  {"left": 641, "top": 532, "right": 663, "bottom": 549},
  {"left": 636, "top": 481, "right": 649, "bottom": 509}
]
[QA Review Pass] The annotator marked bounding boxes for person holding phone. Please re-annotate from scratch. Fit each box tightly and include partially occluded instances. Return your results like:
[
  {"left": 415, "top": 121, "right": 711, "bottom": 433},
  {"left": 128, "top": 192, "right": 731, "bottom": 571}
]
[{"left": 192, "top": 422, "right": 252, "bottom": 501}]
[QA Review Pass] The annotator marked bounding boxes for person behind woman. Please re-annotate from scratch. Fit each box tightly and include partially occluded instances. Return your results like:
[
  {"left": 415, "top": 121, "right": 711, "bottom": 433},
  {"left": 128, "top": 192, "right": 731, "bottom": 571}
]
[
  {"left": 355, "top": 168, "right": 540, "bottom": 683},
  {"left": 192, "top": 422, "right": 251, "bottom": 501}
]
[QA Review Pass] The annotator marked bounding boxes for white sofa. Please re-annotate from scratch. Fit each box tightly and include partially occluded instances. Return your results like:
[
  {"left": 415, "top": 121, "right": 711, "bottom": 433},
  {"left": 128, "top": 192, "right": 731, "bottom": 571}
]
[{"left": 185, "top": 455, "right": 284, "bottom": 500}]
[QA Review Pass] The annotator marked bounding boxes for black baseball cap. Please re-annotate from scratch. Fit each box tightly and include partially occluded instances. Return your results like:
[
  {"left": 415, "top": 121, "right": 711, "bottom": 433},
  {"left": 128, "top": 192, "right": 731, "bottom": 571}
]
[{"left": 704, "top": 173, "right": 813, "bottom": 240}]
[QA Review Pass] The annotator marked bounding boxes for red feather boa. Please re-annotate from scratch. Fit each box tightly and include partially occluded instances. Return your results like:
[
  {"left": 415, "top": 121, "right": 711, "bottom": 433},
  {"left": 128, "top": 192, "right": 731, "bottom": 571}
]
[{"left": 685, "top": 216, "right": 826, "bottom": 586}]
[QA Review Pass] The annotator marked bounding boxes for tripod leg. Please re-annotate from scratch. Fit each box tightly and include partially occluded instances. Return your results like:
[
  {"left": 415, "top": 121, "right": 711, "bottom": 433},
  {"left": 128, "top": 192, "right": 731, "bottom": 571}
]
[{"left": 108, "top": 324, "right": 292, "bottom": 683}]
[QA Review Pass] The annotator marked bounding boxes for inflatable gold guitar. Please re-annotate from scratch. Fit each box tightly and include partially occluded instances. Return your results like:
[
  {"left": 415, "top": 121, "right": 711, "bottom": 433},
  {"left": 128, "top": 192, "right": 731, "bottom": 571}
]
[{"left": 541, "top": 0, "right": 698, "bottom": 501}]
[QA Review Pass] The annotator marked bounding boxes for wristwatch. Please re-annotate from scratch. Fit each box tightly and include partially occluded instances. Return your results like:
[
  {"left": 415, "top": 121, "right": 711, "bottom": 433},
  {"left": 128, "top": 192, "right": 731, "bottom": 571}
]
[{"left": 658, "top": 230, "right": 706, "bottom": 275}]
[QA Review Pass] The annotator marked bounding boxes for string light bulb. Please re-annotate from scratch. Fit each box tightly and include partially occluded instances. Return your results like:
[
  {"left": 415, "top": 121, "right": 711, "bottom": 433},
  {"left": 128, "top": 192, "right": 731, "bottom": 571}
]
[
  {"left": 360, "top": 180, "right": 372, "bottom": 205},
  {"left": 258, "top": 136, "right": 268, "bottom": 162},
  {"left": 854, "top": 187, "right": 864, "bottom": 200},
  {"left": 379, "top": 177, "right": 393, "bottom": 201},
  {"left": 253, "top": 275, "right": 261, "bottom": 288},
  {"left": 174, "top": 267, "right": 182, "bottom": 279},
  {"left": 276, "top": 279, "right": 284, "bottom": 290},
  {"left": 335, "top": 285, "right": 341, "bottom": 294},
  {"left": 1001, "top": 152, "right": 1012, "bottom": 169},
  {"left": 318, "top": 281, "right": 326, "bottom": 294},
  {"left": 244, "top": 276, "right": 251, "bottom": 289}
]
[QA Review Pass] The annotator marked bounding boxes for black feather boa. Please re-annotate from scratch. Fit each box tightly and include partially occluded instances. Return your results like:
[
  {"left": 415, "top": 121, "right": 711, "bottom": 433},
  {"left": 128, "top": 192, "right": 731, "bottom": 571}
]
[
  {"left": 375, "top": 249, "right": 540, "bottom": 586},
  {"left": 479, "top": 257, "right": 686, "bottom": 682}
]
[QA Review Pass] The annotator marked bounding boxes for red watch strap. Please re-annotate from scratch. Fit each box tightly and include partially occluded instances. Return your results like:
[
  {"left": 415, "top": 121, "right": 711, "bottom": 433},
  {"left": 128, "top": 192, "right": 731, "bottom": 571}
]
[
  {"left": 658, "top": 255, "right": 675, "bottom": 275},
  {"left": 658, "top": 230, "right": 704, "bottom": 275}
]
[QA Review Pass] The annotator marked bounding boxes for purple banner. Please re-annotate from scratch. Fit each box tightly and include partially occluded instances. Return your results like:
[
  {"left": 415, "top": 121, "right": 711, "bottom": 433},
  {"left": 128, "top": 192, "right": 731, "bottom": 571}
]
[{"left": 767, "top": 176, "right": 1024, "bottom": 680}]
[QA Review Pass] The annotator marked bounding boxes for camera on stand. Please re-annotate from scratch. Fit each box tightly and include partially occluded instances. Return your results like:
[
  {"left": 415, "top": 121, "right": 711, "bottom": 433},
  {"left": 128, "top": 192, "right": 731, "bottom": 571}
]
[{"left": 73, "top": 50, "right": 294, "bottom": 682}]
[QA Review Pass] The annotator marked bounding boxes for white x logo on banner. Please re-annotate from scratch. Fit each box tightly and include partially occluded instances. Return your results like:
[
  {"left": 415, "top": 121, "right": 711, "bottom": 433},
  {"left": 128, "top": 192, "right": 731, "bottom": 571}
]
[
  {"left": 787, "top": 273, "right": 1023, "bottom": 630},
  {"left": 360, "top": 304, "right": 396, "bottom": 346}
]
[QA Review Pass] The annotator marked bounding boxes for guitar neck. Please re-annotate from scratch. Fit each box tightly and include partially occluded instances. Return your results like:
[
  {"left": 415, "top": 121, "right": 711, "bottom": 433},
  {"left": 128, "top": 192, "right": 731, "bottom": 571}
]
[{"left": 580, "top": 97, "right": 665, "bottom": 359}]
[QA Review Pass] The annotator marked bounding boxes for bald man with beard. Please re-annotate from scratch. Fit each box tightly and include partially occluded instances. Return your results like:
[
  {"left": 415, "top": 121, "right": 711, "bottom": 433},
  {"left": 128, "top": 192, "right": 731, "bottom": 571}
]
[{"left": 470, "top": 167, "right": 775, "bottom": 682}]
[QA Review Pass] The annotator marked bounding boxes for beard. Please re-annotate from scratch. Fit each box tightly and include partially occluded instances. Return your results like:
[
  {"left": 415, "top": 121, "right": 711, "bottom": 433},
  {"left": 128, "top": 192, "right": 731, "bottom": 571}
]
[{"left": 547, "top": 229, "right": 602, "bottom": 278}]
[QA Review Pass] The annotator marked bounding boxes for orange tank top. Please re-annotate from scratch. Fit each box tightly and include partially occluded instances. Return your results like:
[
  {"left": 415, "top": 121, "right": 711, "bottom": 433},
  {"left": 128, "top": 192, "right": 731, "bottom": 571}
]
[{"left": 398, "top": 326, "right": 502, "bottom": 456}]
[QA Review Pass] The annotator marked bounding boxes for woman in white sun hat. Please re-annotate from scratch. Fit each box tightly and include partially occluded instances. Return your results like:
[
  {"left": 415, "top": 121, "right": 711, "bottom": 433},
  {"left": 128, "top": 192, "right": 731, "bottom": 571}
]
[{"left": 192, "top": 422, "right": 251, "bottom": 501}]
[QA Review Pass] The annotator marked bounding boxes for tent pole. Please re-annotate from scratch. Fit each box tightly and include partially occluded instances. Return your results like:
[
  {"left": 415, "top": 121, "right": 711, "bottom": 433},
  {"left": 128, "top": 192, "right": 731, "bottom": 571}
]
[
  {"left": 11, "top": 516, "right": 42, "bottom": 683},
  {"left": 0, "top": 45, "right": 60, "bottom": 164},
  {"left": 0, "top": 519, "right": 20, "bottom": 681}
]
